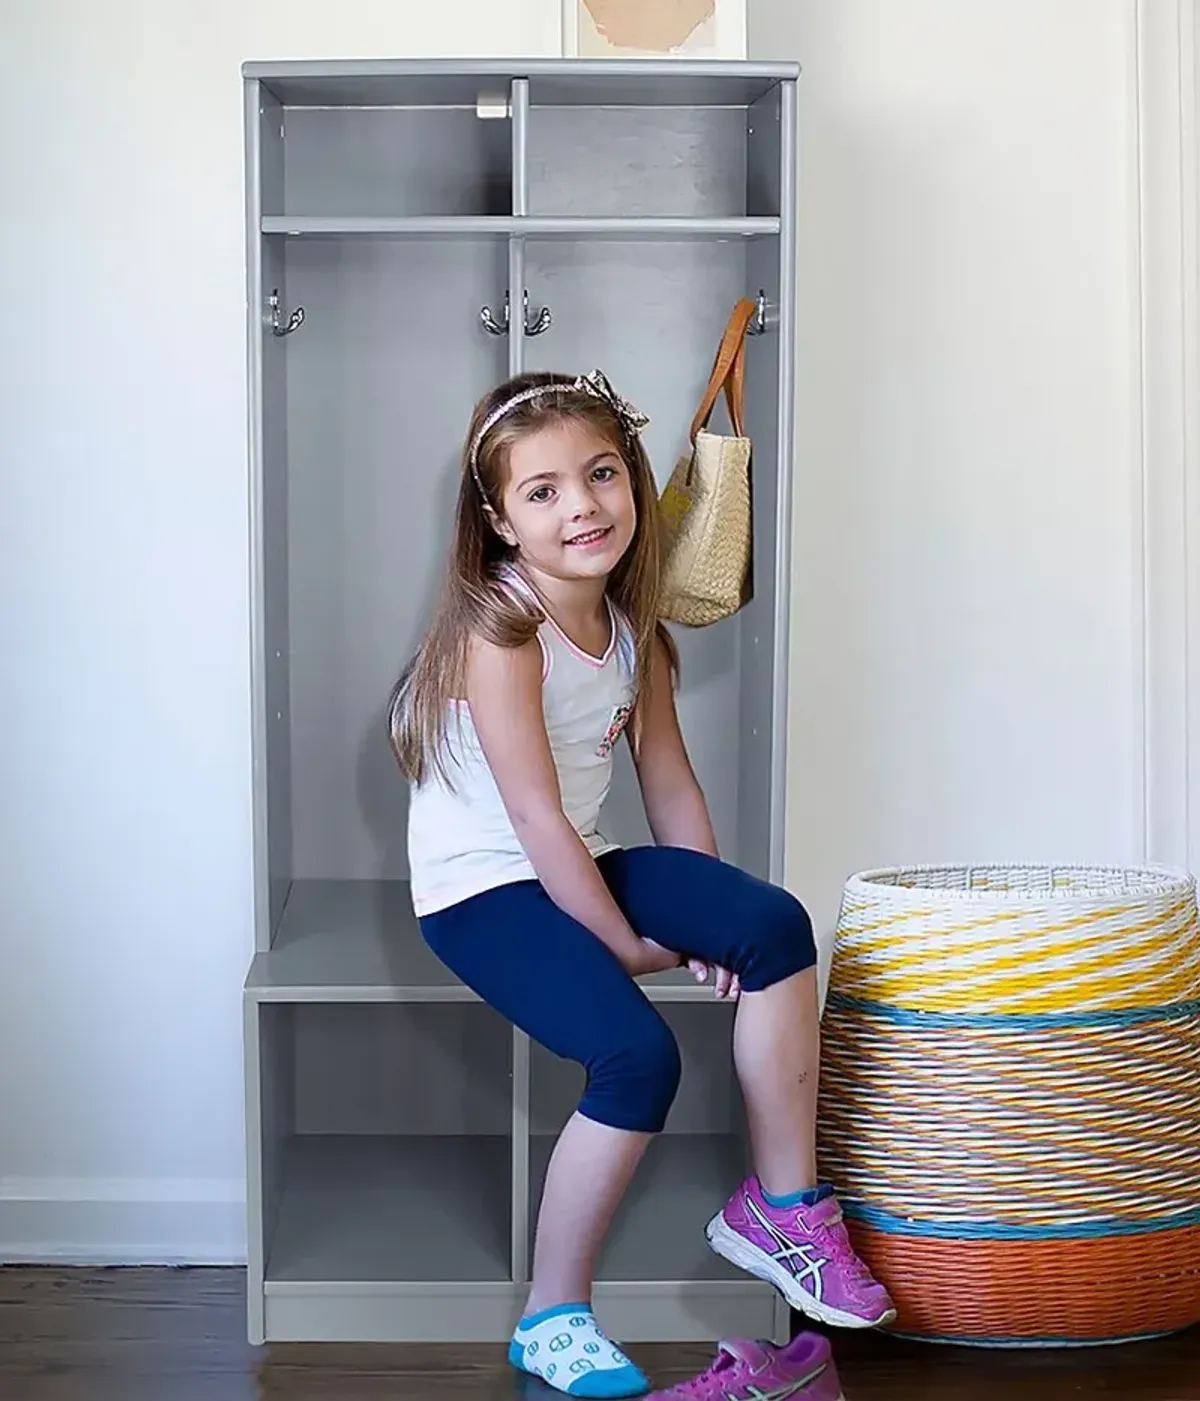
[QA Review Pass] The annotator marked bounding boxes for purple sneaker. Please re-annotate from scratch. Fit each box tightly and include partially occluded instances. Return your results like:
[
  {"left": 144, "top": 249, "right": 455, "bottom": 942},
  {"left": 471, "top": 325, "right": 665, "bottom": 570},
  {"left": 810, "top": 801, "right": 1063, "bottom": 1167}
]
[
  {"left": 647, "top": 1333, "right": 842, "bottom": 1401},
  {"left": 705, "top": 1178, "right": 895, "bottom": 1329}
]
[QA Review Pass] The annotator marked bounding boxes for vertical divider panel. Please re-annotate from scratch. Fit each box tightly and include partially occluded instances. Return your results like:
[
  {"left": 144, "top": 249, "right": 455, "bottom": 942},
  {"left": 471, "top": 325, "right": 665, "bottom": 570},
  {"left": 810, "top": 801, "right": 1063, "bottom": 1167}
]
[
  {"left": 243, "top": 999, "right": 294, "bottom": 1343},
  {"left": 506, "top": 223, "right": 529, "bottom": 1274},
  {"left": 245, "top": 77, "right": 272, "bottom": 953},
  {"left": 510, "top": 1025, "right": 531, "bottom": 1283},
  {"left": 771, "top": 80, "right": 797, "bottom": 891},
  {"left": 258, "top": 228, "right": 293, "bottom": 936},
  {"left": 243, "top": 999, "right": 266, "bottom": 1343},
  {"left": 247, "top": 75, "right": 291, "bottom": 948},
  {"left": 511, "top": 78, "right": 529, "bottom": 218},
  {"left": 739, "top": 84, "right": 787, "bottom": 887},
  {"left": 508, "top": 238, "right": 526, "bottom": 383},
  {"left": 507, "top": 80, "right": 531, "bottom": 1281}
]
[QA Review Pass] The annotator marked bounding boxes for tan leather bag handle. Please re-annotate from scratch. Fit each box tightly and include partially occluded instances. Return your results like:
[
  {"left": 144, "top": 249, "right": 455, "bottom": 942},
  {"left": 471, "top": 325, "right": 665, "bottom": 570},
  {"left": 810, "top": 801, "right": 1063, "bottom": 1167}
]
[{"left": 689, "top": 297, "right": 758, "bottom": 443}]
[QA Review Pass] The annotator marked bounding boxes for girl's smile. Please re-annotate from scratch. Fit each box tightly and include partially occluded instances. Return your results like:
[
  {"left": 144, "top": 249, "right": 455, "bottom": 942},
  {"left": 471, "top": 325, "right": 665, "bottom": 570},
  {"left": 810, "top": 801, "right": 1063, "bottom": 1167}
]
[{"left": 564, "top": 524, "right": 614, "bottom": 549}]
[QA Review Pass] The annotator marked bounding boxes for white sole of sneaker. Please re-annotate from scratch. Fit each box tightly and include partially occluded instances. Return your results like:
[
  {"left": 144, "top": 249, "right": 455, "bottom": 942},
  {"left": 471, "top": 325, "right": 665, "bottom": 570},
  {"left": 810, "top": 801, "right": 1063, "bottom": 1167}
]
[{"left": 703, "top": 1212, "right": 897, "bottom": 1331}]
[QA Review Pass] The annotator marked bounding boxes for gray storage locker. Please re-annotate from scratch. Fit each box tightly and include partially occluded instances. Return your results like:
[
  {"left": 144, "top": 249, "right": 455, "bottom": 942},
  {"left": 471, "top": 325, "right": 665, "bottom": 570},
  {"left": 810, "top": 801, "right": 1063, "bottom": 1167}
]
[{"left": 241, "top": 56, "right": 800, "bottom": 1346}]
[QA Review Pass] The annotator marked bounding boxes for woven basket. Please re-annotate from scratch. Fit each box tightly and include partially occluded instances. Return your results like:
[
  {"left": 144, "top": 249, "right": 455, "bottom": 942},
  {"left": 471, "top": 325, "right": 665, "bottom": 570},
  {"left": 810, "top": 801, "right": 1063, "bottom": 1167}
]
[{"left": 816, "top": 863, "right": 1200, "bottom": 1347}]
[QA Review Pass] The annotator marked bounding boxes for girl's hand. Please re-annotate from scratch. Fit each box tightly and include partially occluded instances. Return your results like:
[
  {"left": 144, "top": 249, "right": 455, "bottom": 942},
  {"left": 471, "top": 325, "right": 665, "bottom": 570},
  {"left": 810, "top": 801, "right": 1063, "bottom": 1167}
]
[
  {"left": 628, "top": 938, "right": 684, "bottom": 978},
  {"left": 686, "top": 957, "right": 741, "bottom": 1000}
]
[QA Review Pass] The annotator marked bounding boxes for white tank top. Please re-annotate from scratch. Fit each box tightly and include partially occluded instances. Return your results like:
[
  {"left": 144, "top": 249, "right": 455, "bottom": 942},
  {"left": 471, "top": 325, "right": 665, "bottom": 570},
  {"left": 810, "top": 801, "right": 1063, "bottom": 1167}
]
[{"left": 406, "top": 568, "right": 638, "bottom": 916}]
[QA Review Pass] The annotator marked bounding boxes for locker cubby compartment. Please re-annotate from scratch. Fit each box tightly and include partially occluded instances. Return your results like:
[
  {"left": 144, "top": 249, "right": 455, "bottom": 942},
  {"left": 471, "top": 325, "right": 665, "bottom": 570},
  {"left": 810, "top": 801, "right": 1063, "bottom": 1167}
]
[
  {"left": 519, "top": 235, "right": 787, "bottom": 872},
  {"left": 524, "top": 72, "right": 786, "bottom": 222},
  {"left": 251, "top": 229, "right": 511, "bottom": 950},
  {"left": 245, "top": 1000, "right": 516, "bottom": 1340},
  {"left": 528, "top": 1004, "right": 750, "bottom": 1284},
  {"left": 254, "top": 74, "right": 515, "bottom": 220}
]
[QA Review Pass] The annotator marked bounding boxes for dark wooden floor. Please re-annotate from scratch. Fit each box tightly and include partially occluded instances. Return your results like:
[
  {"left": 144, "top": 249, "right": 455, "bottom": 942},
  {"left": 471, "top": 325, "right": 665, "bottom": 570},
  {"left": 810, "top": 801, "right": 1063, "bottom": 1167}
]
[{"left": 0, "top": 1268, "right": 1197, "bottom": 1401}]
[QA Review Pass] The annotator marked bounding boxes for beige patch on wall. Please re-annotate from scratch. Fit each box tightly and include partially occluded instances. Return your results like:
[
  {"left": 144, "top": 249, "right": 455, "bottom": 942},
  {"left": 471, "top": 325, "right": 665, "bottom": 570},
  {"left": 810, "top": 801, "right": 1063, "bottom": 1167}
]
[{"left": 580, "top": 0, "right": 716, "bottom": 55}]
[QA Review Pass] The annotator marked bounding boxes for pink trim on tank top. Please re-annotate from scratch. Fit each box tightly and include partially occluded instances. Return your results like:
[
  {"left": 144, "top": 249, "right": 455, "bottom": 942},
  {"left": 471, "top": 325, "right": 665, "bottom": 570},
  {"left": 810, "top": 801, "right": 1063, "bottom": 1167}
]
[{"left": 498, "top": 567, "right": 615, "bottom": 670}]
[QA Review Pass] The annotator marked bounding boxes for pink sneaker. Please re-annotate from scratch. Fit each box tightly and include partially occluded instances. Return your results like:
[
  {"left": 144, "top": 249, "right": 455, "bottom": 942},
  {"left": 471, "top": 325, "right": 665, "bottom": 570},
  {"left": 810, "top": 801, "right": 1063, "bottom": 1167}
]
[
  {"left": 647, "top": 1333, "right": 842, "bottom": 1401},
  {"left": 705, "top": 1178, "right": 895, "bottom": 1329}
]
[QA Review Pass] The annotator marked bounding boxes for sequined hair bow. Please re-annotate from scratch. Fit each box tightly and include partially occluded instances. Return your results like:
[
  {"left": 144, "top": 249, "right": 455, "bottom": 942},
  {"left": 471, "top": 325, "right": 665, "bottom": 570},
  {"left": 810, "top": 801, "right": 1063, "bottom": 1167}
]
[{"left": 468, "top": 369, "right": 649, "bottom": 499}]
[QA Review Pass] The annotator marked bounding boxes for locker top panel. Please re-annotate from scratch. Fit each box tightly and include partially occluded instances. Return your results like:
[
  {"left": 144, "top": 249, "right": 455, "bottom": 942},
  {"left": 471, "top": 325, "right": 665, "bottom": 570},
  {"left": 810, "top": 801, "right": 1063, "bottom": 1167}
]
[{"left": 243, "top": 59, "right": 800, "bottom": 112}]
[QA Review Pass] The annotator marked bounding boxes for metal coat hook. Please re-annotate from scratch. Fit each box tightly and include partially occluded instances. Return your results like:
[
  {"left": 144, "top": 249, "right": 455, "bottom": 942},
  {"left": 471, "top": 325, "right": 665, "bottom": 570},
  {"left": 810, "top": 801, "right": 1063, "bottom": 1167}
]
[
  {"left": 480, "top": 290, "right": 552, "bottom": 337},
  {"left": 268, "top": 289, "right": 304, "bottom": 337},
  {"left": 747, "top": 289, "right": 768, "bottom": 336},
  {"left": 523, "top": 290, "right": 551, "bottom": 337},
  {"left": 480, "top": 291, "right": 510, "bottom": 336}
]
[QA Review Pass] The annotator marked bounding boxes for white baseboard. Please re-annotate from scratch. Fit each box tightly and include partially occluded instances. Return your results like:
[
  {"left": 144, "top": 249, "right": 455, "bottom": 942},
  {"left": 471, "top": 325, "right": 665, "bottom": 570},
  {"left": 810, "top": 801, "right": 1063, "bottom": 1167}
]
[{"left": 0, "top": 1177, "right": 246, "bottom": 1265}]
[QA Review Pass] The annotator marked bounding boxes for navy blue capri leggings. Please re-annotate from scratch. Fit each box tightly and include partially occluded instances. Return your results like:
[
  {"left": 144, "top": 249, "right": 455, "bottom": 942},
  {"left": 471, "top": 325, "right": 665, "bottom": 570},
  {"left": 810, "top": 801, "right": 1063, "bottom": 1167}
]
[{"left": 419, "top": 845, "right": 816, "bottom": 1134}]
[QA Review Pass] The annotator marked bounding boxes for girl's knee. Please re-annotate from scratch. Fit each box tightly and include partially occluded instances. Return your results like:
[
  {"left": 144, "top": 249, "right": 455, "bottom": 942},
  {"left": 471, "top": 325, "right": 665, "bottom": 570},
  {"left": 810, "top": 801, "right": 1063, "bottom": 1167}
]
[
  {"left": 744, "top": 885, "right": 817, "bottom": 990},
  {"left": 582, "top": 1013, "right": 682, "bottom": 1134}
]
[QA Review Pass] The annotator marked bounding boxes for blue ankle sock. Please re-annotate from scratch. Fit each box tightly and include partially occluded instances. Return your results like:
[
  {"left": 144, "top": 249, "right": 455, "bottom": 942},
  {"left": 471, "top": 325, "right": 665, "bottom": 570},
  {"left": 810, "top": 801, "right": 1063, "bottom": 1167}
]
[{"left": 762, "top": 1182, "right": 833, "bottom": 1209}]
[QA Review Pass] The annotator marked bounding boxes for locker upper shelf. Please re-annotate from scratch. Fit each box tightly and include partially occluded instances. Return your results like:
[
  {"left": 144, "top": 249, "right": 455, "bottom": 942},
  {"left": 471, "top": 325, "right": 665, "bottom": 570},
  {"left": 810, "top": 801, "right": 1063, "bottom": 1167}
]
[{"left": 259, "top": 216, "right": 781, "bottom": 238}]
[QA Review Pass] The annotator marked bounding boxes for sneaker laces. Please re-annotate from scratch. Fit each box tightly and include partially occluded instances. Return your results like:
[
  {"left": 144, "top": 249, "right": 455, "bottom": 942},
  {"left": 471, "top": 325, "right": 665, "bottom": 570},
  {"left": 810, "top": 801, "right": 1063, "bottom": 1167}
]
[
  {"left": 674, "top": 1357, "right": 728, "bottom": 1393},
  {"left": 672, "top": 1344, "right": 740, "bottom": 1394},
  {"left": 807, "top": 1215, "right": 876, "bottom": 1287}
]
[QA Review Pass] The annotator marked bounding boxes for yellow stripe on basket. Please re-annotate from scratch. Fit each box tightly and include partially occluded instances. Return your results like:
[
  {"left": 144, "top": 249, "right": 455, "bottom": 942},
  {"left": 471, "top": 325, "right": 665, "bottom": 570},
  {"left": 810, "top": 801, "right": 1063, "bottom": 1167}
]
[
  {"left": 878, "top": 926, "right": 1200, "bottom": 1013},
  {"left": 835, "top": 905, "right": 1028, "bottom": 957},
  {"left": 836, "top": 893, "right": 1196, "bottom": 964},
  {"left": 995, "top": 951, "right": 1200, "bottom": 1013},
  {"left": 830, "top": 898, "right": 1200, "bottom": 1012},
  {"left": 835, "top": 895, "right": 1197, "bottom": 969}
]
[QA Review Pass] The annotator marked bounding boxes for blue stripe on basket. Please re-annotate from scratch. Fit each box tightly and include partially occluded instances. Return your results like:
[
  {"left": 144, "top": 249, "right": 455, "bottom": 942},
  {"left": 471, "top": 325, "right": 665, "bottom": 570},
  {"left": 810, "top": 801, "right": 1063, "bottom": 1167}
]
[
  {"left": 842, "top": 1200, "right": 1200, "bottom": 1240},
  {"left": 824, "top": 992, "right": 1200, "bottom": 1031}
]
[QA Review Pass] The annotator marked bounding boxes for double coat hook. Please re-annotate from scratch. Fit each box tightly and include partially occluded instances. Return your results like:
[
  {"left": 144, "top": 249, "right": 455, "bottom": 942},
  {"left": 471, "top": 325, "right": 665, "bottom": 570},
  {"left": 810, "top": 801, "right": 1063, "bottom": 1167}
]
[
  {"left": 267, "top": 289, "right": 304, "bottom": 337},
  {"left": 480, "top": 289, "right": 552, "bottom": 338}
]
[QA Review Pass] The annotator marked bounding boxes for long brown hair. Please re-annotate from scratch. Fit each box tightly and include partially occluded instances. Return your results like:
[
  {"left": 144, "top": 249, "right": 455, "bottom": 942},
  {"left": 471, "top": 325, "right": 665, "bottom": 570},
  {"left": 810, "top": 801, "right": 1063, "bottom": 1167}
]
[{"left": 389, "top": 371, "right": 679, "bottom": 785}]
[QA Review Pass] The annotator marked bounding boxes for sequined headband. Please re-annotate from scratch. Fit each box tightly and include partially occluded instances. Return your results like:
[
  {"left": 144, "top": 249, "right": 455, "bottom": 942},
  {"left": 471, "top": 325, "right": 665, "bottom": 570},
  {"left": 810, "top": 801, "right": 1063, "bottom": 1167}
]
[{"left": 468, "top": 369, "right": 649, "bottom": 499}]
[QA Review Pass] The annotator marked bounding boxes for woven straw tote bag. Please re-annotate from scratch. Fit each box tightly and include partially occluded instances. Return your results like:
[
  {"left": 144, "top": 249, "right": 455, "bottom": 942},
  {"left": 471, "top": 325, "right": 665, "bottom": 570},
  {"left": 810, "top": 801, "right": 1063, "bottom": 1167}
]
[{"left": 658, "top": 298, "right": 757, "bottom": 627}]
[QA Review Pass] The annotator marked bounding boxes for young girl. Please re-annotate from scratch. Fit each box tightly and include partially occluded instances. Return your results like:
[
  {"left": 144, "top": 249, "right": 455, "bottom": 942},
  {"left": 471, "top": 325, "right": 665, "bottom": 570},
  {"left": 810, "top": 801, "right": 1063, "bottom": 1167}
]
[{"left": 390, "top": 370, "right": 893, "bottom": 1399}]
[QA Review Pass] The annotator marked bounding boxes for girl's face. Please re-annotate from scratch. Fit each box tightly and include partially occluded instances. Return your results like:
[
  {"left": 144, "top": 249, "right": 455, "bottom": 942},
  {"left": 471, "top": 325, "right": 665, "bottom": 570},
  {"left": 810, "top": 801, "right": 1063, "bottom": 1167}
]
[{"left": 494, "top": 417, "right": 637, "bottom": 583}]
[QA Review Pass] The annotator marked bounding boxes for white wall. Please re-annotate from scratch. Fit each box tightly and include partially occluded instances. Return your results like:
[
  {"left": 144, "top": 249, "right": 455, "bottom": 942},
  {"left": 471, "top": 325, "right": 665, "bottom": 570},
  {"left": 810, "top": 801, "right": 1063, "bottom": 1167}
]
[
  {"left": 2, "top": 0, "right": 1192, "bottom": 1264},
  {"left": 749, "top": 0, "right": 1183, "bottom": 947},
  {"left": 0, "top": 0, "right": 559, "bottom": 1263}
]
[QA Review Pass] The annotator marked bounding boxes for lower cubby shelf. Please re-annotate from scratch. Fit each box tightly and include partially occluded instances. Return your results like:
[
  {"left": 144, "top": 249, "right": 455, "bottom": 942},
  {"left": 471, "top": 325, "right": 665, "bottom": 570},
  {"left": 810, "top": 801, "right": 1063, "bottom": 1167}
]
[
  {"left": 267, "top": 1134, "right": 512, "bottom": 1285},
  {"left": 259, "top": 1132, "right": 521, "bottom": 1342}
]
